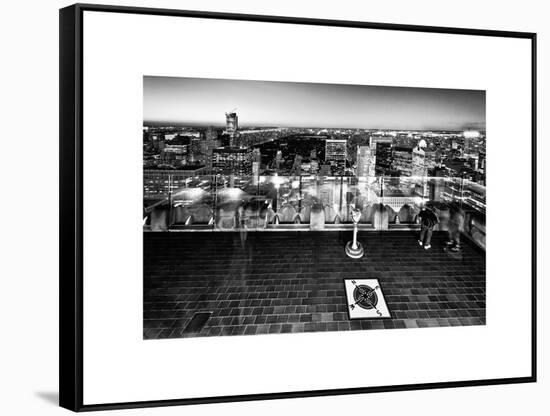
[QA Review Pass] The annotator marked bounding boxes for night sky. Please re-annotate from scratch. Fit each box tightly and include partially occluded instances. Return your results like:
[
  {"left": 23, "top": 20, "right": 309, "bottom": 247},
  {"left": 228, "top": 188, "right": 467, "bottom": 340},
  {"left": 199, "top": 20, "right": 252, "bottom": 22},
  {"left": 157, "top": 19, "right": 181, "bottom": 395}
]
[{"left": 144, "top": 76, "right": 485, "bottom": 131}]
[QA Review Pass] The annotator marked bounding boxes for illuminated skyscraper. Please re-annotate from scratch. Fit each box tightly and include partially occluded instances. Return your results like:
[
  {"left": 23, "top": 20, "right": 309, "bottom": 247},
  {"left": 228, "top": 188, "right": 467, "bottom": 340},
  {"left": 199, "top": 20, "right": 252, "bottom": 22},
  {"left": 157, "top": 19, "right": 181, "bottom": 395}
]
[
  {"left": 462, "top": 130, "right": 481, "bottom": 158},
  {"left": 369, "top": 135, "right": 393, "bottom": 150},
  {"left": 225, "top": 111, "right": 239, "bottom": 147},
  {"left": 225, "top": 112, "right": 238, "bottom": 133},
  {"left": 205, "top": 126, "right": 220, "bottom": 145},
  {"left": 375, "top": 142, "right": 393, "bottom": 175},
  {"left": 356, "top": 146, "right": 375, "bottom": 178},
  {"left": 325, "top": 139, "right": 347, "bottom": 175},
  {"left": 325, "top": 139, "right": 347, "bottom": 162},
  {"left": 203, "top": 126, "right": 220, "bottom": 170},
  {"left": 212, "top": 147, "right": 252, "bottom": 176},
  {"left": 424, "top": 150, "right": 437, "bottom": 170},
  {"left": 392, "top": 146, "right": 414, "bottom": 176},
  {"left": 160, "top": 145, "right": 187, "bottom": 167},
  {"left": 411, "top": 146, "right": 427, "bottom": 178}
]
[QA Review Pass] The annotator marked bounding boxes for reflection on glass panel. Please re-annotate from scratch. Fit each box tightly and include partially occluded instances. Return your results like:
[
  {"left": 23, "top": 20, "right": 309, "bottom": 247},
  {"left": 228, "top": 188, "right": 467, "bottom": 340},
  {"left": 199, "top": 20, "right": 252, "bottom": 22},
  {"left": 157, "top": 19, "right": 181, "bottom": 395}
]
[{"left": 142, "top": 174, "right": 486, "bottom": 238}]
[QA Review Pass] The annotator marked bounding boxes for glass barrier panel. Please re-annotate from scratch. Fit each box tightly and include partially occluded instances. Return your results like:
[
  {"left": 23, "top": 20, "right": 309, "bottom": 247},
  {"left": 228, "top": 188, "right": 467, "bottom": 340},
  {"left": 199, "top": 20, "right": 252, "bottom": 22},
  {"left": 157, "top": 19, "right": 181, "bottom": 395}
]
[
  {"left": 143, "top": 170, "right": 173, "bottom": 231},
  {"left": 142, "top": 172, "right": 486, "bottom": 243},
  {"left": 170, "top": 175, "right": 215, "bottom": 229}
]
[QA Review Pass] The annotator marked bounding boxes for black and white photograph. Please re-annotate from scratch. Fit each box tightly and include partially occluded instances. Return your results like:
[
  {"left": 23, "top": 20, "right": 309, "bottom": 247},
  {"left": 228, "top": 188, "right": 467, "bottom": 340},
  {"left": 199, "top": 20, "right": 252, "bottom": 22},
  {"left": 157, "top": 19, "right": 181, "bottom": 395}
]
[
  {"left": 142, "top": 76, "right": 487, "bottom": 340},
  {"left": 53, "top": 3, "right": 537, "bottom": 411}
]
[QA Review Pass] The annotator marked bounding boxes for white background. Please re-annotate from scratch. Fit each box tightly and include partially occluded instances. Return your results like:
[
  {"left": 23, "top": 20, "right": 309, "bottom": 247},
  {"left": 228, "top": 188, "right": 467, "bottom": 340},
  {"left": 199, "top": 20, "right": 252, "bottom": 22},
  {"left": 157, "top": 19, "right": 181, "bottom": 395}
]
[{"left": 0, "top": 0, "right": 547, "bottom": 415}]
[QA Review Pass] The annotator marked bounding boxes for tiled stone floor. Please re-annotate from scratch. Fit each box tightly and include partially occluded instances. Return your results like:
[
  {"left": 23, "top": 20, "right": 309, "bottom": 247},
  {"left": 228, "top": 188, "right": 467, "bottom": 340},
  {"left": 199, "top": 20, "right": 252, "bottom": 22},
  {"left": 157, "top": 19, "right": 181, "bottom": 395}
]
[{"left": 144, "top": 231, "right": 485, "bottom": 339}]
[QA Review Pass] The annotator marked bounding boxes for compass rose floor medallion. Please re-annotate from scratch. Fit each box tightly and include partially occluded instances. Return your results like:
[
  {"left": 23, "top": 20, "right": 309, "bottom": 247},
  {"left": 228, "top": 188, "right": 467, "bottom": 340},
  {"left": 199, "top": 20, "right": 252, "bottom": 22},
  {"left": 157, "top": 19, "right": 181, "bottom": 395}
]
[{"left": 344, "top": 279, "right": 391, "bottom": 319}]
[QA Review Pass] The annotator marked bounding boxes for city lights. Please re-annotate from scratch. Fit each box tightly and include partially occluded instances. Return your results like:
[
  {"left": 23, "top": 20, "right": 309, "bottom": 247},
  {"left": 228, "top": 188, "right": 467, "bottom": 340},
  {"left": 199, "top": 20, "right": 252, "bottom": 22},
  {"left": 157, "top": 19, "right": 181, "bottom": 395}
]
[{"left": 463, "top": 130, "right": 481, "bottom": 139}]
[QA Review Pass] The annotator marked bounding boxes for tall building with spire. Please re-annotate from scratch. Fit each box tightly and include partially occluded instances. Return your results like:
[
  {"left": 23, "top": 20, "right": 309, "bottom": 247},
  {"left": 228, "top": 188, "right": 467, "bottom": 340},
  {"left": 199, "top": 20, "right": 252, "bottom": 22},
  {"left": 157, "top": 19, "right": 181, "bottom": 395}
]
[{"left": 224, "top": 111, "right": 239, "bottom": 147}]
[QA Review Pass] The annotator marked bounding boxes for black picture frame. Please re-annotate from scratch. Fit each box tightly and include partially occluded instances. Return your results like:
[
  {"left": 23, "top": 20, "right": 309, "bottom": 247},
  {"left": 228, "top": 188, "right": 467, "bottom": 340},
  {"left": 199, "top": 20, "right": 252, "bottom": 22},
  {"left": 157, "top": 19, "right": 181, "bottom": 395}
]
[{"left": 59, "top": 3, "right": 537, "bottom": 412}]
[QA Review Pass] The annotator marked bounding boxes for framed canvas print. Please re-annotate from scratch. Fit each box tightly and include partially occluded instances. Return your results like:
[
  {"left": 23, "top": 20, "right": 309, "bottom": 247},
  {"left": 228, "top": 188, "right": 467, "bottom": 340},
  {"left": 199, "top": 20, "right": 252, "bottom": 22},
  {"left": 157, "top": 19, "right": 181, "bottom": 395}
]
[{"left": 59, "top": 3, "right": 537, "bottom": 411}]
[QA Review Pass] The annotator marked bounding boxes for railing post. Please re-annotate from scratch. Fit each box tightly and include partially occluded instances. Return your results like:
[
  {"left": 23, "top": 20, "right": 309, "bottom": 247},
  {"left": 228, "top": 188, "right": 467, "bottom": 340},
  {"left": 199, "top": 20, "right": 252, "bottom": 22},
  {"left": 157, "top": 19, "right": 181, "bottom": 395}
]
[
  {"left": 211, "top": 173, "right": 219, "bottom": 231},
  {"left": 298, "top": 175, "right": 302, "bottom": 211},
  {"left": 339, "top": 175, "right": 343, "bottom": 214},
  {"left": 167, "top": 174, "right": 172, "bottom": 230},
  {"left": 460, "top": 176, "right": 465, "bottom": 209}
]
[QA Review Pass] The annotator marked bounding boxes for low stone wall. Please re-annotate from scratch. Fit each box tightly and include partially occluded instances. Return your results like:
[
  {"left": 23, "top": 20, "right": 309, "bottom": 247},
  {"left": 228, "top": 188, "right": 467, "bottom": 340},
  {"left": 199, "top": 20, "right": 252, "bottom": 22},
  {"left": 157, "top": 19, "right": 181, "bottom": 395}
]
[{"left": 146, "top": 200, "right": 484, "bottom": 246}]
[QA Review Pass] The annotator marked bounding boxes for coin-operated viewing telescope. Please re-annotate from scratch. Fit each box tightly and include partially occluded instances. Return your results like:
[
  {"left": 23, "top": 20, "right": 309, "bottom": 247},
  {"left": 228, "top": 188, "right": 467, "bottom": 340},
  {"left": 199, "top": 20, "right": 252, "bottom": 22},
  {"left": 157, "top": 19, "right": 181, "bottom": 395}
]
[{"left": 345, "top": 205, "right": 364, "bottom": 259}]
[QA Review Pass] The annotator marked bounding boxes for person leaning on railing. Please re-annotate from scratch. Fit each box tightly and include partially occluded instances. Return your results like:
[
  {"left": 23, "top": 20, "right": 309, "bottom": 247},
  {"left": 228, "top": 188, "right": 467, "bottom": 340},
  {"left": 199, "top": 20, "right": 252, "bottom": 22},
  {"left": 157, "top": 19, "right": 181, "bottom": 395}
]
[
  {"left": 417, "top": 203, "right": 439, "bottom": 250},
  {"left": 446, "top": 202, "right": 465, "bottom": 252}
]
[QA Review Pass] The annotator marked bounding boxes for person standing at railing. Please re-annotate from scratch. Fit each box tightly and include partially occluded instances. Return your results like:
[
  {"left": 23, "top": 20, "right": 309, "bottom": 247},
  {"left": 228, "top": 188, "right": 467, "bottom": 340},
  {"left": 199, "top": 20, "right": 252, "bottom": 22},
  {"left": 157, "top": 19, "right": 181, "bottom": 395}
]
[
  {"left": 418, "top": 204, "right": 439, "bottom": 250},
  {"left": 446, "top": 202, "right": 465, "bottom": 252}
]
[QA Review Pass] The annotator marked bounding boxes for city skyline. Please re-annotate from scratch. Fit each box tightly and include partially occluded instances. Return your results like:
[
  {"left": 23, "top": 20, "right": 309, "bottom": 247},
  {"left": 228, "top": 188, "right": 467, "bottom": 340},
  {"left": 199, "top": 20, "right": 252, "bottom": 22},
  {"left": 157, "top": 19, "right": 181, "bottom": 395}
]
[{"left": 144, "top": 76, "right": 486, "bottom": 131}]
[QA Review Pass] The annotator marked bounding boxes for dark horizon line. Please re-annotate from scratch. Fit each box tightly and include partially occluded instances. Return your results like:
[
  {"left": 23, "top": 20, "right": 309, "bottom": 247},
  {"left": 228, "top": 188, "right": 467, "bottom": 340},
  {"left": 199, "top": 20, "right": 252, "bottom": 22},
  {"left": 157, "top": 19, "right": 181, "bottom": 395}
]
[{"left": 143, "top": 121, "right": 486, "bottom": 132}]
